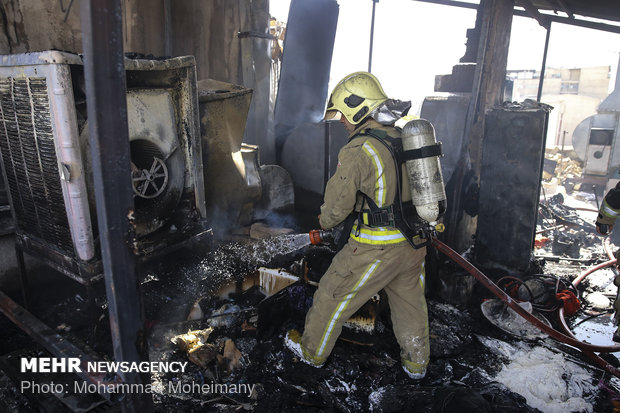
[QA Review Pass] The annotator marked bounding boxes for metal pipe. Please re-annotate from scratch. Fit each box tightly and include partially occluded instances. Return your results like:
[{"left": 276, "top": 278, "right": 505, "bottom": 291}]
[
  {"left": 80, "top": 1, "right": 152, "bottom": 411},
  {"left": 532, "top": 254, "right": 599, "bottom": 264},
  {"left": 537, "top": 23, "right": 551, "bottom": 102},
  {"left": 48, "top": 64, "right": 95, "bottom": 261},
  {"left": 368, "top": 0, "right": 379, "bottom": 73}
]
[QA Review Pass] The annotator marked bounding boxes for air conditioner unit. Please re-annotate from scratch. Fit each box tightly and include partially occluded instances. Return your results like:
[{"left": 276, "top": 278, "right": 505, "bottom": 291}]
[{"left": 0, "top": 51, "right": 209, "bottom": 284}]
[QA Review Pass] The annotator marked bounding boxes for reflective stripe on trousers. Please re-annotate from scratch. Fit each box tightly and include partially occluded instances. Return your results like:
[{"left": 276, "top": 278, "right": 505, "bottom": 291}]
[{"left": 316, "top": 259, "right": 381, "bottom": 358}]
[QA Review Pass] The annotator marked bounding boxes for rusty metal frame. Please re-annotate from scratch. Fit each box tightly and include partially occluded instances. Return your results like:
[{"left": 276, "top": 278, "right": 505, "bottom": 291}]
[
  {"left": 537, "top": 23, "right": 552, "bottom": 102},
  {"left": 412, "top": 0, "right": 620, "bottom": 34},
  {"left": 80, "top": 0, "right": 153, "bottom": 411},
  {"left": 0, "top": 290, "right": 123, "bottom": 403}
]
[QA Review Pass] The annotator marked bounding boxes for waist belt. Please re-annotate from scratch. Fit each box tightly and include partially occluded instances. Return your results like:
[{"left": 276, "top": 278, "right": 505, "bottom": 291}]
[
  {"left": 350, "top": 224, "right": 407, "bottom": 245},
  {"left": 361, "top": 205, "right": 395, "bottom": 228}
]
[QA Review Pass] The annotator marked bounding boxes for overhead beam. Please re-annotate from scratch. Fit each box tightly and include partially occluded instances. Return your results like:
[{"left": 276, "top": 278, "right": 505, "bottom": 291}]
[
  {"left": 553, "top": 0, "right": 575, "bottom": 19},
  {"left": 516, "top": 0, "right": 550, "bottom": 29},
  {"left": 412, "top": 0, "right": 620, "bottom": 34}
]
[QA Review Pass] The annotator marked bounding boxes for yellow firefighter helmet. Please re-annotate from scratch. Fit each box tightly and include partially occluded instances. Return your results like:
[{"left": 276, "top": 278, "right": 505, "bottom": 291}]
[{"left": 324, "top": 72, "right": 388, "bottom": 125}]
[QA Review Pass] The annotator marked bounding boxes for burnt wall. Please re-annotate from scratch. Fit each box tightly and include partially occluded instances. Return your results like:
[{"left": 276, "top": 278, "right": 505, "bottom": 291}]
[
  {"left": 170, "top": 0, "right": 269, "bottom": 84},
  {"left": 0, "top": 0, "right": 82, "bottom": 54},
  {"left": 0, "top": 0, "right": 166, "bottom": 58},
  {"left": 0, "top": 0, "right": 275, "bottom": 167},
  {"left": 0, "top": 0, "right": 269, "bottom": 86},
  {"left": 123, "top": 0, "right": 166, "bottom": 56}
]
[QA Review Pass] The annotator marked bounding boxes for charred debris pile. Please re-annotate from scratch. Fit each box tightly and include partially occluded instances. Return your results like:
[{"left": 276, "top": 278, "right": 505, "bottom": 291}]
[
  {"left": 132, "top": 198, "right": 619, "bottom": 413},
  {"left": 3, "top": 196, "right": 620, "bottom": 412},
  {"left": 142, "top": 242, "right": 538, "bottom": 413}
]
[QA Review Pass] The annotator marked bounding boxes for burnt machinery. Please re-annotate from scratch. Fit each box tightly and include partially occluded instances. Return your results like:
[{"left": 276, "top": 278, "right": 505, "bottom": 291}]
[
  {"left": 0, "top": 51, "right": 209, "bottom": 285},
  {"left": 197, "top": 79, "right": 294, "bottom": 233}
]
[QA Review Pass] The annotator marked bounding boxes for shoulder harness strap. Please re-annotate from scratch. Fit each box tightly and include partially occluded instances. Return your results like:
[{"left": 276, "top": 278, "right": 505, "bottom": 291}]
[
  {"left": 357, "top": 128, "right": 437, "bottom": 249},
  {"left": 357, "top": 129, "right": 419, "bottom": 236},
  {"left": 363, "top": 128, "right": 442, "bottom": 162}
]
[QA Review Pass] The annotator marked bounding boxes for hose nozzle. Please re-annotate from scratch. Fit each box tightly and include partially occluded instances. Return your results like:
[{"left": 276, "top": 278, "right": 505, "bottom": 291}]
[{"left": 309, "top": 229, "right": 333, "bottom": 245}]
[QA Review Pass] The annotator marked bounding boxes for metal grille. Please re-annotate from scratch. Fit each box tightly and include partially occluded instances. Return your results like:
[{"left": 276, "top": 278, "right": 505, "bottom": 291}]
[{"left": 0, "top": 77, "right": 74, "bottom": 255}]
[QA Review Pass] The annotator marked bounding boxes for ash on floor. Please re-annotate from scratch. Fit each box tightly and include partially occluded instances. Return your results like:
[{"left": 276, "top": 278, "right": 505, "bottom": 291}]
[
  {"left": 144, "top": 275, "right": 617, "bottom": 413},
  {"left": 3, "top": 191, "right": 620, "bottom": 412}
]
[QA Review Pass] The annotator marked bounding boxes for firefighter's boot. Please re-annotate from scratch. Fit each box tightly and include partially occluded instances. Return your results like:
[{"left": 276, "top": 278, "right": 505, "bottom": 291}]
[{"left": 284, "top": 329, "right": 325, "bottom": 368}]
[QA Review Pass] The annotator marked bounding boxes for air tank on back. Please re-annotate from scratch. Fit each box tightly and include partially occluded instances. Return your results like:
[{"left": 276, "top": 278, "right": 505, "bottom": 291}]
[{"left": 401, "top": 119, "right": 447, "bottom": 224}]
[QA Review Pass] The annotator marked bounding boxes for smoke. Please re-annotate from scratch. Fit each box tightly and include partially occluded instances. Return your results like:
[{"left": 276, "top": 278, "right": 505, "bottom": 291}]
[
  {"left": 206, "top": 205, "right": 243, "bottom": 239},
  {"left": 259, "top": 211, "right": 301, "bottom": 231}
]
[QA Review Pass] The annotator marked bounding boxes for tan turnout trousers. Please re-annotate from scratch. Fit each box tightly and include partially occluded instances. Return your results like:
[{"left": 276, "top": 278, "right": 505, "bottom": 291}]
[
  {"left": 300, "top": 240, "right": 429, "bottom": 372},
  {"left": 300, "top": 120, "right": 430, "bottom": 373}
]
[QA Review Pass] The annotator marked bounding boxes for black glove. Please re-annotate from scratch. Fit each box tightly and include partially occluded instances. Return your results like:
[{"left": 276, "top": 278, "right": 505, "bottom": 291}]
[{"left": 597, "top": 223, "right": 611, "bottom": 235}]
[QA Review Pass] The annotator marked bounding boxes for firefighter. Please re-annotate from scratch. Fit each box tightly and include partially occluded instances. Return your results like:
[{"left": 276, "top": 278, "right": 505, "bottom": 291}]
[
  {"left": 284, "top": 72, "right": 429, "bottom": 379},
  {"left": 595, "top": 181, "right": 620, "bottom": 342}
]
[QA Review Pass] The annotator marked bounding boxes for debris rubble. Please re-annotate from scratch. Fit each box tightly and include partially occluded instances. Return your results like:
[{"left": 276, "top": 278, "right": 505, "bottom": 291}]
[{"left": 3, "top": 194, "right": 620, "bottom": 412}]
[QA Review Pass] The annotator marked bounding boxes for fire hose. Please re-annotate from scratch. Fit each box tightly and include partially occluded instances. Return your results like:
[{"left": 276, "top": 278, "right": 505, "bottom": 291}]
[
  {"left": 307, "top": 228, "right": 620, "bottom": 377},
  {"left": 431, "top": 237, "right": 620, "bottom": 379}
]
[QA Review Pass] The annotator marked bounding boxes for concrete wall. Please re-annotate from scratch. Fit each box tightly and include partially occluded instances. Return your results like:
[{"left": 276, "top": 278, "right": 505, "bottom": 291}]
[
  {"left": 542, "top": 94, "right": 600, "bottom": 148},
  {"left": 123, "top": 0, "right": 166, "bottom": 56},
  {"left": 579, "top": 66, "right": 611, "bottom": 100},
  {"left": 511, "top": 66, "right": 610, "bottom": 102},
  {"left": 0, "top": 0, "right": 275, "bottom": 166},
  {"left": 509, "top": 67, "right": 609, "bottom": 149}
]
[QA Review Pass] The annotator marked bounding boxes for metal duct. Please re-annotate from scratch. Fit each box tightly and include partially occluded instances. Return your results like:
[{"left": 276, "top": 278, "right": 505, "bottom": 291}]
[
  {"left": 0, "top": 52, "right": 94, "bottom": 261},
  {"left": 273, "top": 0, "right": 339, "bottom": 163},
  {"left": 599, "top": 56, "right": 620, "bottom": 113}
]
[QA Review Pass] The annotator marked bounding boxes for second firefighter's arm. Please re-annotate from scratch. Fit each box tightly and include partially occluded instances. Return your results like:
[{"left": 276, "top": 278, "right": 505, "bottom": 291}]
[
  {"left": 597, "top": 182, "right": 620, "bottom": 235},
  {"left": 319, "top": 144, "right": 364, "bottom": 230}
]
